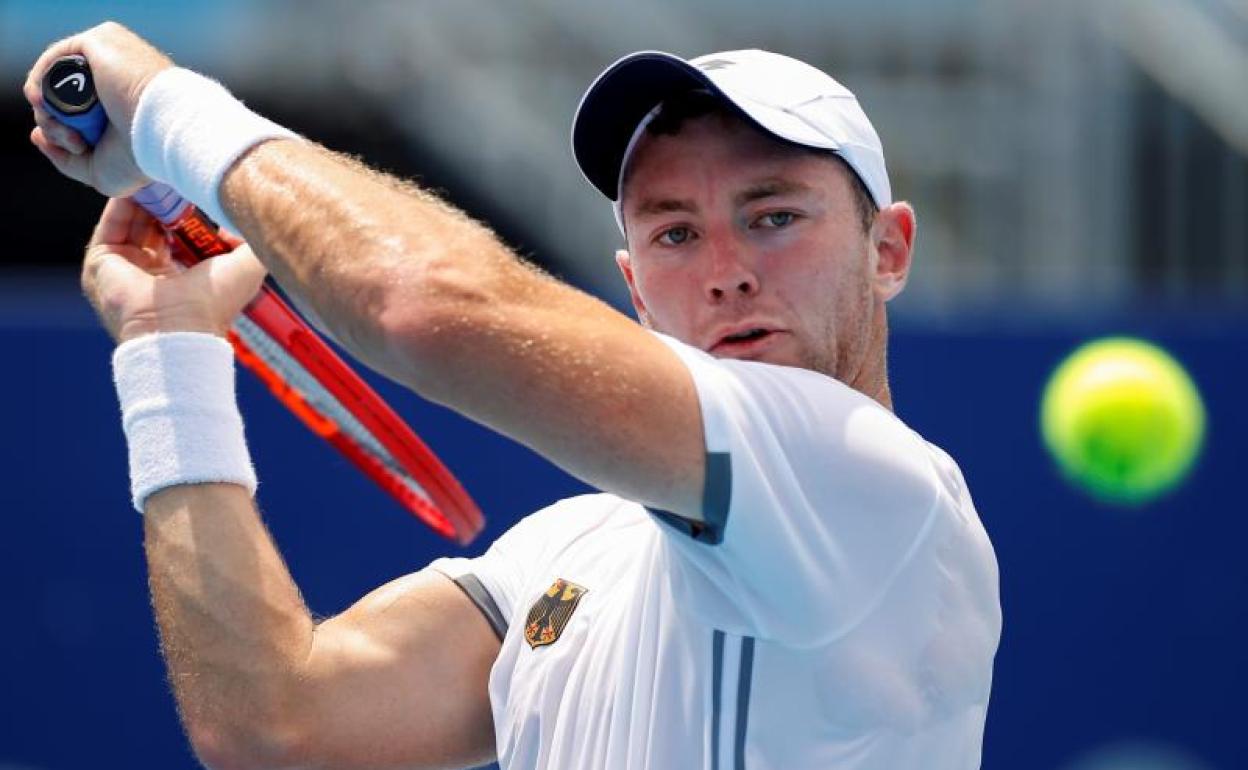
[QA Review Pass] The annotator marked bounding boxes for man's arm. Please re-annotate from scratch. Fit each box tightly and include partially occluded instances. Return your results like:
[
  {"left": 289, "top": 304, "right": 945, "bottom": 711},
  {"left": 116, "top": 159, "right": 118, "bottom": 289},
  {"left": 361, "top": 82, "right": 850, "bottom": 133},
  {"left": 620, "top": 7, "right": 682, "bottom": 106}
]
[
  {"left": 24, "top": 21, "right": 707, "bottom": 520},
  {"left": 72, "top": 197, "right": 499, "bottom": 770},
  {"left": 221, "top": 141, "right": 707, "bottom": 518},
  {"left": 145, "top": 483, "right": 499, "bottom": 770}
]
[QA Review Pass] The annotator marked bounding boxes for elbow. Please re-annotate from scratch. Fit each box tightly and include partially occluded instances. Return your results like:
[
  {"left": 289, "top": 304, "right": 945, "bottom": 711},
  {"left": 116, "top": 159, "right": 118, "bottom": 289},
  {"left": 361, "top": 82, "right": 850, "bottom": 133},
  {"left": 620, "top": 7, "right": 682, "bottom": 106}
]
[
  {"left": 185, "top": 713, "right": 316, "bottom": 770},
  {"left": 185, "top": 725, "right": 258, "bottom": 770}
]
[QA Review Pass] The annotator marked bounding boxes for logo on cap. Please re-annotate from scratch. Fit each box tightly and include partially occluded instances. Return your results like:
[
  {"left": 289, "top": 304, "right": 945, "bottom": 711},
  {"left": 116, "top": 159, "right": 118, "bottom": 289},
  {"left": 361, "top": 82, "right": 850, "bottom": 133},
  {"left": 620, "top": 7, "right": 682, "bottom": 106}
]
[
  {"left": 696, "top": 59, "right": 735, "bottom": 71},
  {"left": 524, "top": 578, "right": 589, "bottom": 649}
]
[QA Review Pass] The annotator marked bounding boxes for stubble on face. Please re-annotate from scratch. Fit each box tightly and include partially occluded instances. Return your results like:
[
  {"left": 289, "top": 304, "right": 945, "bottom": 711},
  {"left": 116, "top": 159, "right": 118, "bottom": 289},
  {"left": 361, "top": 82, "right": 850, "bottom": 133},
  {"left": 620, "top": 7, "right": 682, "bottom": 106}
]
[{"left": 824, "top": 238, "right": 877, "bottom": 383}]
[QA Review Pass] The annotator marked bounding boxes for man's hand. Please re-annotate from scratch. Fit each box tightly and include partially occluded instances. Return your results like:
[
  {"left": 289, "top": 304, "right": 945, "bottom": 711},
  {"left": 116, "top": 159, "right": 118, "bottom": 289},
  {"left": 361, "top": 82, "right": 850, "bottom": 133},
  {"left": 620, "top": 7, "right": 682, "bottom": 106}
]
[
  {"left": 83, "top": 197, "right": 266, "bottom": 343},
  {"left": 24, "top": 21, "right": 172, "bottom": 196}
]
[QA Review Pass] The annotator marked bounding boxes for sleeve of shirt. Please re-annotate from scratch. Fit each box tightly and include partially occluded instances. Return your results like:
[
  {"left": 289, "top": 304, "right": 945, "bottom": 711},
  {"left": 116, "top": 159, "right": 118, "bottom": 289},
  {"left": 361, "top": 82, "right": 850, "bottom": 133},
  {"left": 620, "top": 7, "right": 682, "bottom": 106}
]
[
  {"left": 428, "top": 499, "right": 575, "bottom": 642},
  {"left": 648, "top": 331, "right": 944, "bottom": 647}
]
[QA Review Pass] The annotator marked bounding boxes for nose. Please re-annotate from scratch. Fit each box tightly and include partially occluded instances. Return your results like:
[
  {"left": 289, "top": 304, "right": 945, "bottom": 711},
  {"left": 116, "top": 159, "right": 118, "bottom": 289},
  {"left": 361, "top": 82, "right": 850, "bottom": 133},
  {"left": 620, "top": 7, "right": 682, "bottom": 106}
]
[{"left": 703, "top": 233, "right": 759, "bottom": 302}]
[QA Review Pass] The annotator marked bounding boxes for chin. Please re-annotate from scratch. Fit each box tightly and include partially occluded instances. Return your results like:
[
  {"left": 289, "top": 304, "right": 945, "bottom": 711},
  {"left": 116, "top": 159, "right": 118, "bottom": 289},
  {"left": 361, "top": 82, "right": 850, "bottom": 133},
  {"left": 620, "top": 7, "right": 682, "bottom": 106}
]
[{"left": 714, "top": 347, "right": 803, "bottom": 369}]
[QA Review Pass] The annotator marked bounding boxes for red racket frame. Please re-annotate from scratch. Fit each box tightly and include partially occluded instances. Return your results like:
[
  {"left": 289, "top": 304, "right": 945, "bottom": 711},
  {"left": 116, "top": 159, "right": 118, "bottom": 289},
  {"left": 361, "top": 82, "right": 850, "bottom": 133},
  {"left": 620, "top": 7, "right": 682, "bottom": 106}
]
[{"left": 168, "top": 212, "right": 483, "bottom": 544}]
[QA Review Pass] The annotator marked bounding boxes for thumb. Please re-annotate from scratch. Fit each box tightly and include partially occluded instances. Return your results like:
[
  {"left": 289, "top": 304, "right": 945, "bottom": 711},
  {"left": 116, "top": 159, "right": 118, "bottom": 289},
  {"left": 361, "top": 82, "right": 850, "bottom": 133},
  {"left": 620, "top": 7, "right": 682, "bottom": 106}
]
[
  {"left": 201, "top": 244, "right": 267, "bottom": 312},
  {"left": 84, "top": 244, "right": 160, "bottom": 298}
]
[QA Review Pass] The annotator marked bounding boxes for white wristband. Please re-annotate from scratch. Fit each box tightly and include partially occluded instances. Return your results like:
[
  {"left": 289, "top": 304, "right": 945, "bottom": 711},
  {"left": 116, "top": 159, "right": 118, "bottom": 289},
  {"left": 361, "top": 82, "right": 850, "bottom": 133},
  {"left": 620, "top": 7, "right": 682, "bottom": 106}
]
[
  {"left": 113, "top": 332, "right": 258, "bottom": 513},
  {"left": 131, "top": 67, "right": 299, "bottom": 233}
]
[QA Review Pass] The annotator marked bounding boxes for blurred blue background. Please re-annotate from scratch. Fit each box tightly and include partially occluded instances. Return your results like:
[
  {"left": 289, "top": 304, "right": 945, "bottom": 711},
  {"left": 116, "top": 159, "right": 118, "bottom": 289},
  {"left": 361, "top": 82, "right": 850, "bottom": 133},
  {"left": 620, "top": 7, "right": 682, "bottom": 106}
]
[{"left": 1, "top": 1, "right": 1245, "bottom": 769}]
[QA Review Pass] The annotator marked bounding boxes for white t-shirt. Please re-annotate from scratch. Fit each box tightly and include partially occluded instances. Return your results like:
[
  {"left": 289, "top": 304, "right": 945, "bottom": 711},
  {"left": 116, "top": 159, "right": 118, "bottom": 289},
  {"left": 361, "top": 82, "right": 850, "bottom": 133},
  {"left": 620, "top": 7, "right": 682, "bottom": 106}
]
[{"left": 432, "top": 332, "right": 1001, "bottom": 769}]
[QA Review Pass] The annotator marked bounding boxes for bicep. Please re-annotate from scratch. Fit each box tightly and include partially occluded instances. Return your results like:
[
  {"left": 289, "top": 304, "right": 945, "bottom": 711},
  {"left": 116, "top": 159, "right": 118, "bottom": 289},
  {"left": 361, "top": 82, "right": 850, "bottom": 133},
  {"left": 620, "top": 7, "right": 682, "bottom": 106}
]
[
  {"left": 396, "top": 266, "right": 708, "bottom": 520},
  {"left": 296, "top": 569, "right": 499, "bottom": 769}
]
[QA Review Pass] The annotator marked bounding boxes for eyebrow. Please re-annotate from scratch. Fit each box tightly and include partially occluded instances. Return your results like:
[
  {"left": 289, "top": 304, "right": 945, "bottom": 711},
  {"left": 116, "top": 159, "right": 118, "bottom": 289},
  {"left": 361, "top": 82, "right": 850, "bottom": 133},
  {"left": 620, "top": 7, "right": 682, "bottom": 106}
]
[
  {"left": 630, "top": 197, "right": 698, "bottom": 220},
  {"left": 629, "top": 178, "right": 816, "bottom": 221},
  {"left": 734, "top": 178, "right": 815, "bottom": 206}
]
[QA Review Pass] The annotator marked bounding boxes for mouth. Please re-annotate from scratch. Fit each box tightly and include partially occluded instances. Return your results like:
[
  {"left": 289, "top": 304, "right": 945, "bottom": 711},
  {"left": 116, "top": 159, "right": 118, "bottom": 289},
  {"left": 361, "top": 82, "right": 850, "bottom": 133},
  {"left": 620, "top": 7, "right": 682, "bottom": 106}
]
[{"left": 709, "top": 327, "right": 784, "bottom": 357}]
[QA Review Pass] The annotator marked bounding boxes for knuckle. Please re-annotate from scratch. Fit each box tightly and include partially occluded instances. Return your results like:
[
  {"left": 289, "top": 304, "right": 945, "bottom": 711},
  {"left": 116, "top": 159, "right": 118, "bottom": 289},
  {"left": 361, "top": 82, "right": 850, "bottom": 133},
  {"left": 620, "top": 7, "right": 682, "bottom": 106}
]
[
  {"left": 79, "top": 266, "right": 97, "bottom": 298},
  {"left": 81, "top": 248, "right": 99, "bottom": 273}
]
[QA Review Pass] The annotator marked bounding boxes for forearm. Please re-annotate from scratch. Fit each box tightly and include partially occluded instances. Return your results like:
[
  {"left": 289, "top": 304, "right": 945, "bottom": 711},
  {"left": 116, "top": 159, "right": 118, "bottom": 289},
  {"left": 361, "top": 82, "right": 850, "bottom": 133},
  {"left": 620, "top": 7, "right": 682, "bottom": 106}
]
[
  {"left": 220, "top": 139, "right": 525, "bottom": 385},
  {"left": 108, "top": 329, "right": 494, "bottom": 768},
  {"left": 219, "top": 139, "right": 703, "bottom": 514},
  {"left": 143, "top": 482, "right": 316, "bottom": 765},
  {"left": 144, "top": 72, "right": 703, "bottom": 514}
]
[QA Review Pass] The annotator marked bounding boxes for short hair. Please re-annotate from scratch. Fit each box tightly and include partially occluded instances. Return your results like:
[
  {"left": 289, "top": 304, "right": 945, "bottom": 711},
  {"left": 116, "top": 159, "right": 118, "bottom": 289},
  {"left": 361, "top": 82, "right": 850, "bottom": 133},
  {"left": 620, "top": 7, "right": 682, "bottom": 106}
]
[{"left": 644, "top": 90, "right": 878, "bottom": 233}]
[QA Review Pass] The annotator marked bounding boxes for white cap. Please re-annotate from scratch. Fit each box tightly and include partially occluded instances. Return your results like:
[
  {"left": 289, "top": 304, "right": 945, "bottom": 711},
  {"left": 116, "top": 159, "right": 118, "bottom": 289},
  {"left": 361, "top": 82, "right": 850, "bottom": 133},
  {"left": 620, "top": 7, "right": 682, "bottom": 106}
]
[{"left": 571, "top": 49, "right": 892, "bottom": 232}]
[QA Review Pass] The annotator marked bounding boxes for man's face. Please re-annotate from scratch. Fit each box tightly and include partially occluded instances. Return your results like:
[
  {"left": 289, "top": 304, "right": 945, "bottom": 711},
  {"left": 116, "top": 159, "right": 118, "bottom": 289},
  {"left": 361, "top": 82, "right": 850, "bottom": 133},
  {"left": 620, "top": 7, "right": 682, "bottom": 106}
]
[{"left": 616, "top": 112, "right": 911, "bottom": 382}]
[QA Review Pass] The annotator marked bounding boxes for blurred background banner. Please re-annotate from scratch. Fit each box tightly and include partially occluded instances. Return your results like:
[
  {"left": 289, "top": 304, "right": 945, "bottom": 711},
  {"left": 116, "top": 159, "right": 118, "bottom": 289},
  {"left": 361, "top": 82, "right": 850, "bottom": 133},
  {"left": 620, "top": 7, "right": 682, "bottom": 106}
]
[{"left": 1, "top": 1, "right": 1244, "bottom": 769}]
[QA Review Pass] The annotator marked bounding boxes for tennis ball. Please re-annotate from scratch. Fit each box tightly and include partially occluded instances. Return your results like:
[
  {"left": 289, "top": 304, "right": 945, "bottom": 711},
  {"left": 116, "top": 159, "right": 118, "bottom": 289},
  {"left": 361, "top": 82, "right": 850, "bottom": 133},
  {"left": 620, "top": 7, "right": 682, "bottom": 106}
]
[{"left": 1040, "top": 337, "right": 1205, "bottom": 506}]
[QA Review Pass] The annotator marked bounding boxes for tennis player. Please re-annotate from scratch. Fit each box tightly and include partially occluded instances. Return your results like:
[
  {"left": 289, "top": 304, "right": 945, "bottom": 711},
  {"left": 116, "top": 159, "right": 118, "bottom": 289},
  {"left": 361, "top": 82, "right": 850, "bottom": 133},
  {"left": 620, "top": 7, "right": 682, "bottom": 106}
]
[{"left": 27, "top": 22, "right": 1001, "bottom": 770}]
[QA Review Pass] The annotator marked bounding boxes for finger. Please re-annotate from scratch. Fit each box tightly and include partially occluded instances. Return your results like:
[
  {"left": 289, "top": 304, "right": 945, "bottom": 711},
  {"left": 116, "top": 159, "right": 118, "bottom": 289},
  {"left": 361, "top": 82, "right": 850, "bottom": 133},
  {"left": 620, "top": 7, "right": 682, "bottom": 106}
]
[
  {"left": 84, "top": 243, "right": 179, "bottom": 318},
  {"left": 90, "top": 242, "right": 169, "bottom": 274},
  {"left": 126, "top": 201, "right": 165, "bottom": 250},
  {"left": 101, "top": 209, "right": 172, "bottom": 273},
  {"left": 32, "top": 106, "right": 87, "bottom": 155},
  {"left": 91, "top": 247, "right": 162, "bottom": 293},
  {"left": 126, "top": 244, "right": 175, "bottom": 274},
  {"left": 30, "top": 126, "right": 92, "bottom": 185},
  {"left": 24, "top": 33, "right": 84, "bottom": 111},
  {"left": 142, "top": 219, "right": 170, "bottom": 255},
  {"left": 141, "top": 245, "right": 176, "bottom": 273},
  {"left": 128, "top": 211, "right": 167, "bottom": 258},
  {"left": 21, "top": 70, "right": 43, "bottom": 112},
  {"left": 30, "top": 125, "right": 70, "bottom": 163},
  {"left": 217, "top": 228, "right": 245, "bottom": 250},
  {"left": 88, "top": 197, "right": 137, "bottom": 247},
  {"left": 201, "top": 243, "right": 268, "bottom": 309}
]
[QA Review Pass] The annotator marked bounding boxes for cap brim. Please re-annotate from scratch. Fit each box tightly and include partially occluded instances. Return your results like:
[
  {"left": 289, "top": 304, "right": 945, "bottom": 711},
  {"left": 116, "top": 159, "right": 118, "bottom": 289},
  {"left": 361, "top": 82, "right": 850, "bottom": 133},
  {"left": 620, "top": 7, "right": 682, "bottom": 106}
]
[{"left": 572, "top": 51, "right": 716, "bottom": 201}]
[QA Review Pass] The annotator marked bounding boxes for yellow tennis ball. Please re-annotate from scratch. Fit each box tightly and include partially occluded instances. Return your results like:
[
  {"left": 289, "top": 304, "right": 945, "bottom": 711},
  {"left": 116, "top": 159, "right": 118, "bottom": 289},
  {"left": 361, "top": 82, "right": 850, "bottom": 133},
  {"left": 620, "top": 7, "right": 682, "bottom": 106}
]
[{"left": 1040, "top": 337, "right": 1206, "bottom": 506}]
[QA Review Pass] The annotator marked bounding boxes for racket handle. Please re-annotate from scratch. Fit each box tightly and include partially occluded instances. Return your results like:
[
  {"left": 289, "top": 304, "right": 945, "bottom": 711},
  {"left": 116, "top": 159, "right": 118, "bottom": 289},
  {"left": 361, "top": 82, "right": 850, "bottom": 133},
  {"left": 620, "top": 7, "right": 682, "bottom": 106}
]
[
  {"left": 41, "top": 55, "right": 107, "bottom": 145},
  {"left": 42, "top": 61, "right": 481, "bottom": 541},
  {"left": 136, "top": 185, "right": 232, "bottom": 263},
  {"left": 41, "top": 56, "right": 231, "bottom": 266}
]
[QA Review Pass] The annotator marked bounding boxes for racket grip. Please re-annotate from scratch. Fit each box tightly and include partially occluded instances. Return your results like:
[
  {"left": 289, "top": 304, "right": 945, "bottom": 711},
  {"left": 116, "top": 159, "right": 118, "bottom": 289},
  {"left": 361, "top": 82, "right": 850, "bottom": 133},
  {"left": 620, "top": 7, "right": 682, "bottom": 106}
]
[
  {"left": 41, "top": 56, "right": 231, "bottom": 265},
  {"left": 40, "top": 55, "right": 107, "bottom": 145}
]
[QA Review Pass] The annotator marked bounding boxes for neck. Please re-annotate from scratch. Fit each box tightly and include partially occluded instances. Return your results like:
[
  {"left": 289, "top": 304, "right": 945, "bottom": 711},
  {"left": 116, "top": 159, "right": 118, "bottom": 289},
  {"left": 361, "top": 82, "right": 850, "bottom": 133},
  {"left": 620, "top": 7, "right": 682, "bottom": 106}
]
[{"left": 848, "top": 303, "right": 893, "bottom": 412}]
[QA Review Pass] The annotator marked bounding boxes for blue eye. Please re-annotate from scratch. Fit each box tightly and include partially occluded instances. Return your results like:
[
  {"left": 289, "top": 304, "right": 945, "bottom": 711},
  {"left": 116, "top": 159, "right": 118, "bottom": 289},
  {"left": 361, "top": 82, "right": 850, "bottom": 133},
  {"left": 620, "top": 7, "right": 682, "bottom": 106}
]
[
  {"left": 757, "top": 211, "right": 796, "bottom": 228},
  {"left": 657, "top": 226, "right": 694, "bottom": 246}
]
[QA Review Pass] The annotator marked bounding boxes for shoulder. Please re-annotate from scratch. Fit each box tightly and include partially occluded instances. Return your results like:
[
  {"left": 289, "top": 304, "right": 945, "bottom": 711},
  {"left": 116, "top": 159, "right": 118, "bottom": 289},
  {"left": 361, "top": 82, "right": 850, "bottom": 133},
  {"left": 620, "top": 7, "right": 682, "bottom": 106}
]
[
  {"left": 651, "top": 329, "right": 858, "bottom": 399},
  {"left": 919, "top": 440, "right": 975, "bottom": 512},
  {"left": 653, "top": 329, "right": 942, "bottom": 515},
  {"left": 490, "top": 492, "right": 646, "bottom": 559},
  {"left": 651, "top": 330, "right": 900, "bottom": 439},
  {"left": 431, "top": 493, "right": 650, "bottom": 628}
]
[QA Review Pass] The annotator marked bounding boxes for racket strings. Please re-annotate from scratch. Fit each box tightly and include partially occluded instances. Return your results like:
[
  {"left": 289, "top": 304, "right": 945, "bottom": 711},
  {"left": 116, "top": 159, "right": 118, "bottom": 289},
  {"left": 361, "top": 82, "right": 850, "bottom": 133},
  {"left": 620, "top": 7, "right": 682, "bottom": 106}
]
[{"left": 232, "top": 314, "right": 438, "bottom": 506}]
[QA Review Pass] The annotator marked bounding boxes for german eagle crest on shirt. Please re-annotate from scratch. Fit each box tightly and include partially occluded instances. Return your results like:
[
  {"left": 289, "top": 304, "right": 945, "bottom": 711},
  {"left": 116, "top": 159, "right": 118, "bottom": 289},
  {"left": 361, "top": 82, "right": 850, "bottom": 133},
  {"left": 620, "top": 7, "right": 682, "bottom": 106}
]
[{"left": 524, "top": 578, "right": 588, "bottom": 649}]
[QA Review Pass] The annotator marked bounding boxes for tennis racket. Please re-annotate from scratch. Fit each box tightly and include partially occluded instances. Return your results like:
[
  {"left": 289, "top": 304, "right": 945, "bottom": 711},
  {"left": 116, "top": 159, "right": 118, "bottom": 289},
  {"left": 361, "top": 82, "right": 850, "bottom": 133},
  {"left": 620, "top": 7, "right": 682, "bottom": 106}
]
[{"left": 43, "top": 55, "right": 484, "bottom": 545}]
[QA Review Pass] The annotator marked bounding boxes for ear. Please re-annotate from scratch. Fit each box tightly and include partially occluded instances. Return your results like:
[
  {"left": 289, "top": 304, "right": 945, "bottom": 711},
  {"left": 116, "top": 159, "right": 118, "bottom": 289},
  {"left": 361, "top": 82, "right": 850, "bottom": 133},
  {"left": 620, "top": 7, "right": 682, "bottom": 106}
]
[
  {"left": 615, "top": 249, "right": 655, "bottom": 327},
  {"left": 869, "top": 202, "right": 916, "bottom": 302}
]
